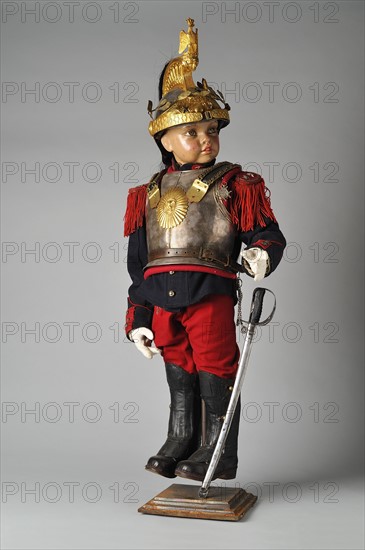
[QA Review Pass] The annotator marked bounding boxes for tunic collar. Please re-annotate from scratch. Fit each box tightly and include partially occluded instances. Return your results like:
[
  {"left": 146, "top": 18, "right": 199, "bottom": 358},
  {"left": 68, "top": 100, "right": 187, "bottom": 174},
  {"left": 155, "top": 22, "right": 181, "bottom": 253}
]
[{"left": 167, "top": 157, "right": 216, "bottom": 173}]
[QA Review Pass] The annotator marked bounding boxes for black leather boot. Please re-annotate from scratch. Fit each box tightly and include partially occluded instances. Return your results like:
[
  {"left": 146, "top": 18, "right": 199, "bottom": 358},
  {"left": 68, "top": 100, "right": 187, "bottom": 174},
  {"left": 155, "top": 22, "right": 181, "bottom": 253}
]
[
  {"left": 175, "top": 371, "right": 240, "bottom": 482},
  {"left": 145, "top": 363, "right": 201, "bottom": 478}
]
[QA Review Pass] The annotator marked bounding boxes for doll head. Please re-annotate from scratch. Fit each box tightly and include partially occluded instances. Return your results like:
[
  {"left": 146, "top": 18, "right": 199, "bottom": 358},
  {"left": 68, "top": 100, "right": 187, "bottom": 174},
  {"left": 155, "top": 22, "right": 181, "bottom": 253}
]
[{"left": 160, "top": 119, "right": 220, "bottom": 166}]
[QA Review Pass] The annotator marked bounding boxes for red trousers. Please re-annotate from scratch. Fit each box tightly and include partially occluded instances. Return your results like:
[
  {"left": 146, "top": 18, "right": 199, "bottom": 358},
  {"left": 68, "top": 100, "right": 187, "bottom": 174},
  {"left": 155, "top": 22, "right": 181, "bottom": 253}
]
[{"left": 152, "top": 294, "right": 239, "bottom": 378}]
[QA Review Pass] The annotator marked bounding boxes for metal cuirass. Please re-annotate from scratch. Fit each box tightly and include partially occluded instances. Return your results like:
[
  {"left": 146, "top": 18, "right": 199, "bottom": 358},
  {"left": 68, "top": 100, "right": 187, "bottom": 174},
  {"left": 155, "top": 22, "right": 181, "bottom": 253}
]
[{"left": 145, "top": 168, "right": 239, "bottom": 273}]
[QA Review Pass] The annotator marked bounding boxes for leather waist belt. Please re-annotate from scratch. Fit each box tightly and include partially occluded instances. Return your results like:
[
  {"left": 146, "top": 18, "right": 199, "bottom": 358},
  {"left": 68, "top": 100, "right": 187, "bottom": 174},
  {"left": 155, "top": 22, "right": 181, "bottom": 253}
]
[{"left": 148, "top": 247, "right": 243, "bottom": 273}]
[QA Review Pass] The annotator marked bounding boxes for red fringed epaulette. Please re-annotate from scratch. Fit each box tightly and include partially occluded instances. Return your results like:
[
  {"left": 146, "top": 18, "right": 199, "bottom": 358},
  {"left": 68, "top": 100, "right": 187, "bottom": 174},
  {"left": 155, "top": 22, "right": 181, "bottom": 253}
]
[
  {"left": 123, "top": 184, "right": 148, "bottom": 237},
  {"left": 224, "top": 170, "right": 277, "bottom": 232}
]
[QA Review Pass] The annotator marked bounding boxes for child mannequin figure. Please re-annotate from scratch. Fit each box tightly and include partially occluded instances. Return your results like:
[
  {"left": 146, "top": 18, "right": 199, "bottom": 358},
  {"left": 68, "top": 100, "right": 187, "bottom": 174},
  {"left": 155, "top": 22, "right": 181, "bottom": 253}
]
[{"left": 124, "top": 19, "right": 286, "bottom": 482}]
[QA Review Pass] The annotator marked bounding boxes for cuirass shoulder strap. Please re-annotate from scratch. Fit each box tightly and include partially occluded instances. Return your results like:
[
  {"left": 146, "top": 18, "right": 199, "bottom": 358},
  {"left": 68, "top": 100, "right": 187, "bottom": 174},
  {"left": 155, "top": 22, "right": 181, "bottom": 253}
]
[
  {"left": 147, "top": 168, "right": 168, "bottom": 209},
  {"left": 185, "top": 161, "right": 240, "bottom": 203}
]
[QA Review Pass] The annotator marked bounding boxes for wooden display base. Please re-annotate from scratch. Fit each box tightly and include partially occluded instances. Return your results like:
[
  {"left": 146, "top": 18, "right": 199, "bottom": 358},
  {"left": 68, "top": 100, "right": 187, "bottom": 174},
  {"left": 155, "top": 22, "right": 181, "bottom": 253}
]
[{"left": 138, "top": 483, "right": 257, "bottom": 521}]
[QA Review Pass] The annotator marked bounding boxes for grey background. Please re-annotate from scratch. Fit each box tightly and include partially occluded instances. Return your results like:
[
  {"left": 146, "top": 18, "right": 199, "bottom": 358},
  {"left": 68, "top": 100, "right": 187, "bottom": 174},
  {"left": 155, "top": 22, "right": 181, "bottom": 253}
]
[{"left": 1, "top": 1, "right": 364, "bottom": 548}]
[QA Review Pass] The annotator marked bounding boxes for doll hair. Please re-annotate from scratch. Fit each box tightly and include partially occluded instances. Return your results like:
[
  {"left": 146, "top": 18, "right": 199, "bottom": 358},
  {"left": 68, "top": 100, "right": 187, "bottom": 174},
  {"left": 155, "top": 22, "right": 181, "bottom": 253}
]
[{"left": 154, "top": 61, "right": 174, "bottom": 167}]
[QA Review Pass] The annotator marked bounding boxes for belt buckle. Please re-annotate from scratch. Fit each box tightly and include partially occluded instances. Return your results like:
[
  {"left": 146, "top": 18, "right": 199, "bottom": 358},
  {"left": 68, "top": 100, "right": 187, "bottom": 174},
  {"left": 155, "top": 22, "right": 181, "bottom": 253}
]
[{"left": 200, "top": 248, "right": 214, "bottom": 261}]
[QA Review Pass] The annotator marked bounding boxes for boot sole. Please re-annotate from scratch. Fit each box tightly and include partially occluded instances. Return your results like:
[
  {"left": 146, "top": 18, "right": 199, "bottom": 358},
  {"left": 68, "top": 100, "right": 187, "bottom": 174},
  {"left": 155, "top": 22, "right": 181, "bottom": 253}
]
[
  {"left": 145, "top": 465, "right": 177, "bottom": 479},
  {"left": 175, "top": 467, "right": 237, "bottom": 482}
]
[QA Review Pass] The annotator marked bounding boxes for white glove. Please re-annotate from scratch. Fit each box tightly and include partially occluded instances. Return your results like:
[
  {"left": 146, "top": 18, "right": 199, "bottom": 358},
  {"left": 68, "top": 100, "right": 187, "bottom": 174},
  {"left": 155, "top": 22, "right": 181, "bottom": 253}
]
[
  {"left": 129, "top": 327, "right": 161, "bottom": 360},
  {"left": 241, "top": 247, "right": 269, "bottom": 282}
]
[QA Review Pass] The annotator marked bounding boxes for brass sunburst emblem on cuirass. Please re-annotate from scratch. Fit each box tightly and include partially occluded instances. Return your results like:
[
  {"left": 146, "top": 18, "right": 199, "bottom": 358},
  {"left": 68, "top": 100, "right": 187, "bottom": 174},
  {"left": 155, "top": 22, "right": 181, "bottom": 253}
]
[{"left": 156, "top": 187, "right": 189, "bottom": 229}]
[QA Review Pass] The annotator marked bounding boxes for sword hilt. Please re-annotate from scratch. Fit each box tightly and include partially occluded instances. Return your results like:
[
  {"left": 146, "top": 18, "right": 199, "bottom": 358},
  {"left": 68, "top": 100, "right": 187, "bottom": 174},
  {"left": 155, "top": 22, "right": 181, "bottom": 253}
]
[{"left": 248, "top": 287, "right": 266, "bottom": 325}]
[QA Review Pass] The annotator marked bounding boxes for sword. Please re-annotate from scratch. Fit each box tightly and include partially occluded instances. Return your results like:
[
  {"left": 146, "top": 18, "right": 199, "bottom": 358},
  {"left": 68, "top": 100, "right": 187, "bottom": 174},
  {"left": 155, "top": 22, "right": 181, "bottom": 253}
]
[{"left": 198, "top": 287, "right": 276, "bottom": 499}]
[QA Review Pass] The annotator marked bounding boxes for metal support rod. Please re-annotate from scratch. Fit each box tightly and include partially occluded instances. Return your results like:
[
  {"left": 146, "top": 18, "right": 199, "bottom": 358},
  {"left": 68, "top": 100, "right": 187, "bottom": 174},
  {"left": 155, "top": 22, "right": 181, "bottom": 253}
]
[{"left": 201, "top": 399, "right": 207, "bottom": 446}]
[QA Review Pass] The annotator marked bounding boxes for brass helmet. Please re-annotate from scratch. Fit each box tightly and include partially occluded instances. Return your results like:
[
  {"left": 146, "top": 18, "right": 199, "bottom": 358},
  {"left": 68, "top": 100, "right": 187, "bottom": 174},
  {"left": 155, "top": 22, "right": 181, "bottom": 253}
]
[{"left": 148, "top": 18, "right": 230, "bottom": 138}]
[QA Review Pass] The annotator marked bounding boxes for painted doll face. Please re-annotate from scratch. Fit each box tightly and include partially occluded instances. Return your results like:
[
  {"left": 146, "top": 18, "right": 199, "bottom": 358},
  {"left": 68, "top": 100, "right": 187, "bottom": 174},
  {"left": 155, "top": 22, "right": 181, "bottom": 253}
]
[{"left": 160, "top": 119, "right": 220, "bottom": 165}]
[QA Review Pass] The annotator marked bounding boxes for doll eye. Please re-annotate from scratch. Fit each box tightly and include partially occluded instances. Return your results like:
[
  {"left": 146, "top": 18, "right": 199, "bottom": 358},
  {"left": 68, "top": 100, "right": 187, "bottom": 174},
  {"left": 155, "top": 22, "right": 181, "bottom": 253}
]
[
  {"left": 186, "top": 129, "right": 197, "bottom": 136},
  {"left": 208, "top": 126, "right": 218, "bottom": 134}
]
